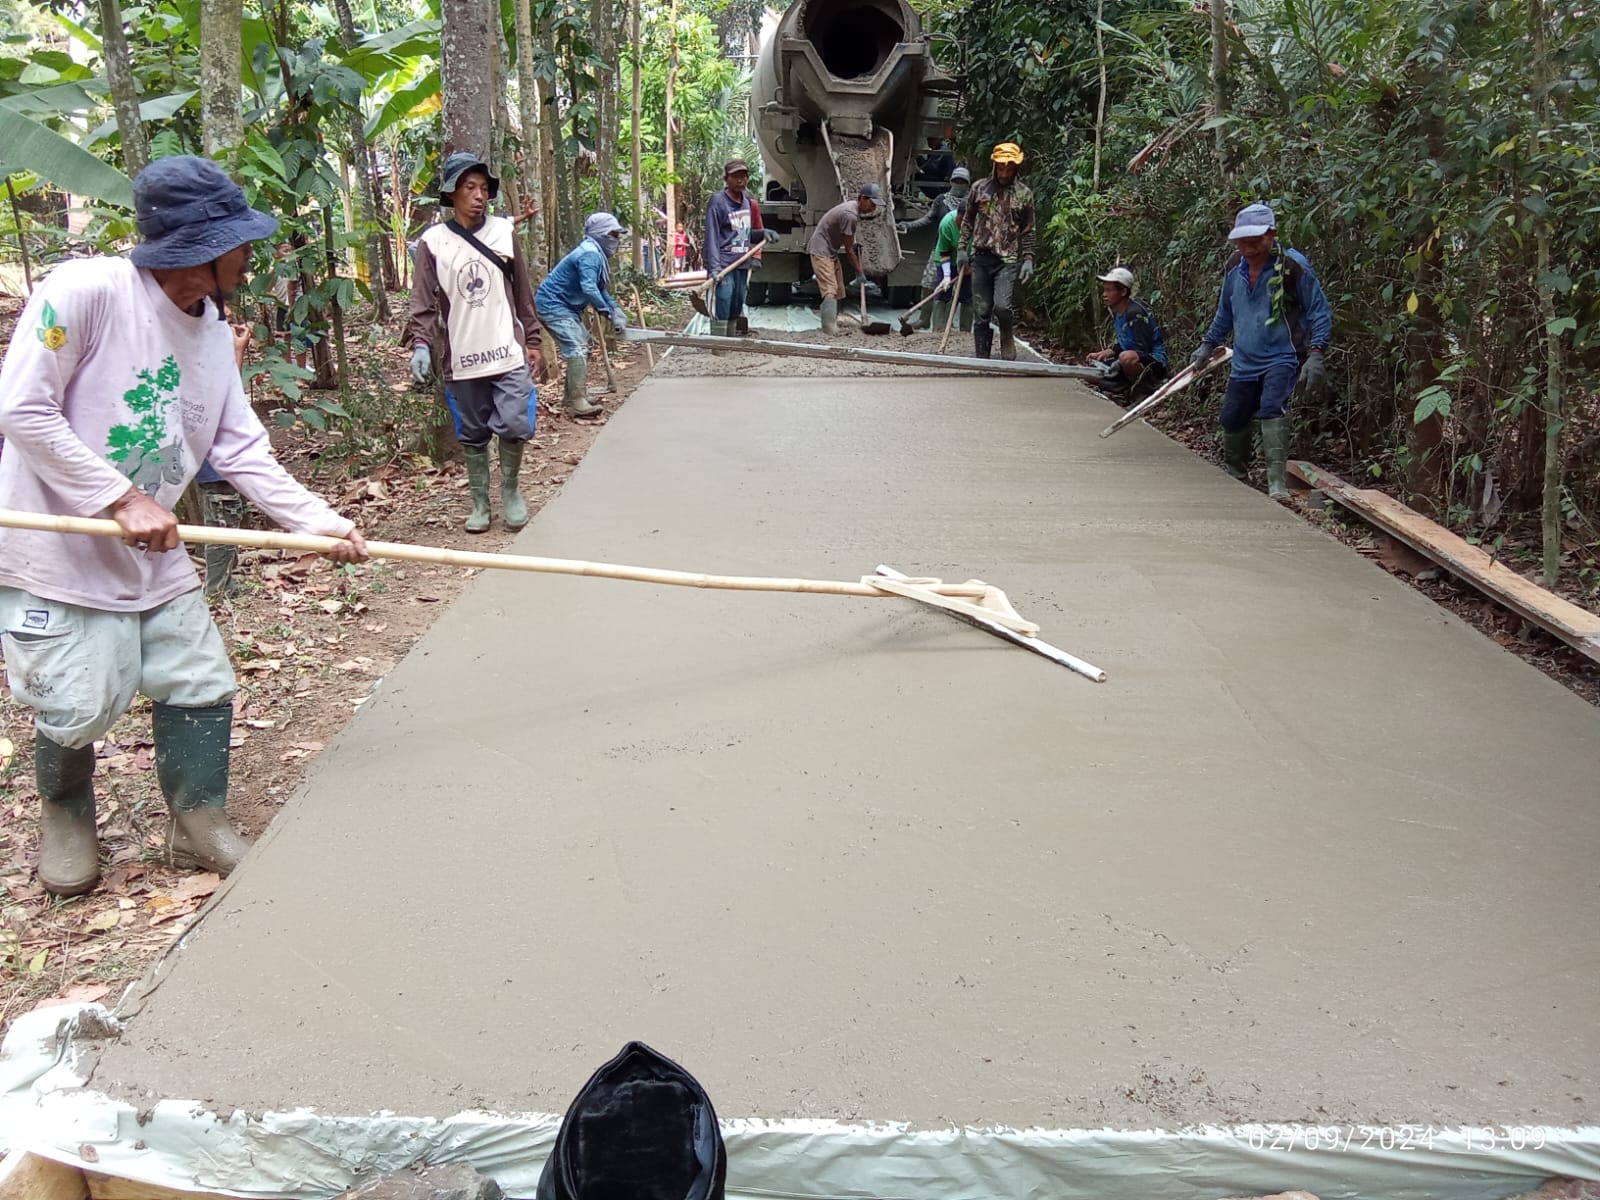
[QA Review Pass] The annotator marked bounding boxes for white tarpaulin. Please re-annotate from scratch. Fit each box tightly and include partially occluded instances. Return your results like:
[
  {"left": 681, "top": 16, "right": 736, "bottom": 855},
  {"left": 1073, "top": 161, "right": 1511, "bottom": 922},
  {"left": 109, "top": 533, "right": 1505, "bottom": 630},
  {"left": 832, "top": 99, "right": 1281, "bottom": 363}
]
[{"left": 2, "top": 1003, "right": 1597, "bottom": 1200}]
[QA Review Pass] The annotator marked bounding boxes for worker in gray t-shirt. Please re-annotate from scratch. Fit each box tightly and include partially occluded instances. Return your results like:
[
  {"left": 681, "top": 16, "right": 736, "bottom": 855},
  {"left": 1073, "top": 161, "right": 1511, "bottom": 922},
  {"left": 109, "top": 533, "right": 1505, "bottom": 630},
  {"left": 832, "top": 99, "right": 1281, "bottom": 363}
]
[{"left": 807, "top": 184, "right": 878, "bottom": 334}]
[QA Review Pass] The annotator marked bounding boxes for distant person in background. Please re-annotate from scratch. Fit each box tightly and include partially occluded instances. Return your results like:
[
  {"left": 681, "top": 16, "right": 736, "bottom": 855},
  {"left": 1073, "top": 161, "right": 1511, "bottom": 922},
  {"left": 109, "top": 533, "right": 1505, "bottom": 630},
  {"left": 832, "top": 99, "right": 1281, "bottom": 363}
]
[
  {"left": 537, "top": 212, "right": 629, "bottom": 421},
  {"left": 704, "top": 158, "right": 779, "bottom": 338},
  {"left": 916, "top": 136, "right": 956, "bottom": 196},
  {"left": 673, "top": 225, "right": 688, "bottom": 276},
  {"left": 1088, "top": 266, "right": 1168, "bottom": 405},
  {"left": 272, "top": 240, "right": 308, "bottom": 370},
  {"left": 897, "top": 165, "right": 970, "bottom": 329},
  {"left": 808, "top": 184, "right": 878, "bottom": 336},
  {"left": 194, "top": 321, "right": 258, "bottom": 597}
]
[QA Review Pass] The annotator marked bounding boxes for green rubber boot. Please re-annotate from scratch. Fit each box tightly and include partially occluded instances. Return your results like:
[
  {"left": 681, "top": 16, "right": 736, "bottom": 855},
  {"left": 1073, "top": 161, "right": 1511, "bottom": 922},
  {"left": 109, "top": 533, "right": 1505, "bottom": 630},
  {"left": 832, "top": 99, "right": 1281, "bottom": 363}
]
[
  {"left": 152, "top": 703, "right": 253, "bottom": 876},
  {"left": 819, "top": 299, "right": 840, "bottom": 336},
  {"left": 1221, "top": 426, "right": 1254, "bottom": 481},
  {"left": 36, "top": 735, "right": 99, "bottom": 896},
  {"left": 564, "top": 356, "right": 602, "bottom": 418},
  {"left": 929, "top": 300, "right": 950, "bottom": 337},
  {"left": 958, "top": 303, "right": 973, "bottom": 332},
  {"left": 1260, "top": 416, "right": 1293, "bottom": 501},
  {"left": 462, "top": 444, "right": 493, "bottom": 532},
  {"left": 499, "top": 438, "right": 529, "bottom": 530}
]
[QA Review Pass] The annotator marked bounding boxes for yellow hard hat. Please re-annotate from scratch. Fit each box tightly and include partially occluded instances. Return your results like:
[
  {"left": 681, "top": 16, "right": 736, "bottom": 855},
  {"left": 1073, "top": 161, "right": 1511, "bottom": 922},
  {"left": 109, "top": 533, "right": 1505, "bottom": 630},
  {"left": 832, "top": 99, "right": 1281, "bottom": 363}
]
[{"left": 991, "top": 142, "right": 1025, "bottom": 165}]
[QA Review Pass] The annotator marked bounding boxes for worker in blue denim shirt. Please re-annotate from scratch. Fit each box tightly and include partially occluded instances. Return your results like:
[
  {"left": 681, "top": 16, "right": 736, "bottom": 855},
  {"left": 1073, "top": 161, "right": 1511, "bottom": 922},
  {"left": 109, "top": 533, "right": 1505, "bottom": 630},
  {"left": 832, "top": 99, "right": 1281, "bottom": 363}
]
[{"left": 1189, "top": 202, "right": 1331, "bottom": 500}]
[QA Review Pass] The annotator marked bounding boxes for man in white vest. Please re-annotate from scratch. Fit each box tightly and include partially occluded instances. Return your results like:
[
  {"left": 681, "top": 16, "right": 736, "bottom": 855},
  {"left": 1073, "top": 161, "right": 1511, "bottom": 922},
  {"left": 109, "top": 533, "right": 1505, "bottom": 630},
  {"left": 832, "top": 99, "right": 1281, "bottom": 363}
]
[{"left": 406, "top": 152, "right": 544, "bottom": 533}]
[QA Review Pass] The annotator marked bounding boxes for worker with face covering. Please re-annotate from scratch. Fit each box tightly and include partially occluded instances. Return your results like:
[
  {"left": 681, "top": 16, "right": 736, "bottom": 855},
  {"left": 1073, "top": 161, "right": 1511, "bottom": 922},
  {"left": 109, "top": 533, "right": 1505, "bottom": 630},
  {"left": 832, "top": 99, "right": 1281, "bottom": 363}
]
[
  {"left": 536, "top": 212, "right": 630, "bottom": 420},
  {"left": 896, "top": 165, "right": 971, "bottom": 329}
]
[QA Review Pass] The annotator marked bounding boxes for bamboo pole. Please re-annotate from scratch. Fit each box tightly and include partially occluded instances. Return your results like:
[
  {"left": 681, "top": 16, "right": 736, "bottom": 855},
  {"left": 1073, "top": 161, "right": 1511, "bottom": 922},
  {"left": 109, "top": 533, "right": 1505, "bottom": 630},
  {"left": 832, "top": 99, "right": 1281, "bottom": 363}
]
[
  {"left": 621, "top": 329, "right": 1103, "bottom": 380},
  {"left": 0, "top": 509, "right": 994, "bottom": 604},
  {"left": 631, "top": 285, "right": 655, "bottom": 366}
]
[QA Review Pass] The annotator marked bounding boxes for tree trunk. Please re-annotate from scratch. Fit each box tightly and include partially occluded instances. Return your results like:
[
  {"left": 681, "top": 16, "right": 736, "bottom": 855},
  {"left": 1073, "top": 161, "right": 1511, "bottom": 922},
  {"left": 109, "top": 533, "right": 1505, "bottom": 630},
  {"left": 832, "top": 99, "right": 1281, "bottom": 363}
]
[
  {"left": 98, "top": 0, "right": 149, "bottom": 178},
  {"left": 441, "top": 0, "right": 494, "bottom": 157},
  {"left": 492, "top": 14, "right": 522, "bottom": 221},
  {"left": 200, "top": 0, "right": 244, "bottom": 155},
  {"left": 1209, "top": 0, "right": 1229, "bottom": 175},
  {"left": 629, "top": 0, "right": 643, "bottom": 270},
  {"left": 663, "top": 0, "right": 679, "bottom": 270},
  {"left": 1092, "top": 0, "right": 1106, "bottom": 192},
  {"left": 331, "top": 0, "right": 391, "bottom": 322},
  {"left": 1404, "top": 109, "right": 1449, "bottom": 513},
  {"left": 537, "top": 9, "right": 564, "bottom": 258},
  {"left": 323, "top": 206, "right": 351, "bottom": 401},
  {"left": 512, "top": 0, "right": 546, "bottom": 275},
  {"left": 594, "top": 0, "right": 616, "bottom": 213},
  {"left": 1530, "top": 0, "right": 1561, "bottom": 585}
]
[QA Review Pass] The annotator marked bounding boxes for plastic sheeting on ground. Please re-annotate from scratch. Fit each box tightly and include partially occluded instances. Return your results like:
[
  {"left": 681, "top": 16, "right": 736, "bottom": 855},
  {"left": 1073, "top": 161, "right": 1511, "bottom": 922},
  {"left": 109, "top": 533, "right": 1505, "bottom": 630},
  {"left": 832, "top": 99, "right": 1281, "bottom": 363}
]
[{"left": 3, "top": 1004, "right": 1597, "bottom": 1200}]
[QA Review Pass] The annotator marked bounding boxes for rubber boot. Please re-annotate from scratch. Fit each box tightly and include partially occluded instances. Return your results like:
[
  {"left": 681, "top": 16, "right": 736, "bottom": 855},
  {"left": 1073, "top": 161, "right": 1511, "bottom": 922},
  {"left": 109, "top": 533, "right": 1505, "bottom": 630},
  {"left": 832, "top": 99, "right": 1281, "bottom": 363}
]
[
  {"left": 914, "top": 289, "right": 935, "bottom": 329},
  {"left": 1221, "top": 426, "right": 1253, "bottom": 481},
  {"left": 35, "top": 735, "right": 99, "bottom": 897},
  {"left": 152, "top": 703, "right": 252, "bottom": 876},
  {"left": 998, "top": 323, "right": 1018, "bottom": 361},
  {"left": 462, "top": 444, "right": 493, "bottom": 533},
  {"left": 563, "top": 357, "right": 602, "bottom": 418},
  {"left": 708, "top": 319, "right": 728, "bottom": 337},
  {"left": 499, "top": 438, "right": 530, "bottom": 530},
  {"left": 200, "top": 483, "right": 243, "bottom": 598},
  {"left": 973, "top": 322, "right": 993, "bottom": 359},
  {"left": 819, "top": 299, "right": 839, "bottom": 336},
  {"left": 958, "top": 304, "right": 973, "bottom": 332},
  {"left": 929, "top": 300, "right": 950, "bottom": 337},
  {"left": 1260, "top": 417, "right": 1293, "bottom": 501}
]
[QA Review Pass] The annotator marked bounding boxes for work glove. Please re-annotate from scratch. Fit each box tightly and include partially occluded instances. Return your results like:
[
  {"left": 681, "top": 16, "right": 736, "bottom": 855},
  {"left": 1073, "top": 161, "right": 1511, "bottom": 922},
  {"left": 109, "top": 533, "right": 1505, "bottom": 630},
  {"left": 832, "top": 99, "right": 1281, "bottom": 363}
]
[
  {"left": 761, "top": 228, "right": 780, "bottom": 244},
  {"left": 1299, "top": 348, "right": 1328, "bottom": 398},
  {"left": 956, "top": 247, "right": 970, "bottom": 270},
  {"left": 409, "top": 343, "right": 432, "bottom": 386},
  {"left": 939, "top": 261, "right": 953, "bottom": 287},
  {"left": 609, "top": 308, "right": 628, "bottom": 334},
  {"left": 1189, "top": 341, "right": 1218, "bottom": 372},
  {"left": 895, "top": 222, "right": 909, "bottom": 235},
  {"left": 1018, "top": 257, "right": 1035, "bottom": 285}
]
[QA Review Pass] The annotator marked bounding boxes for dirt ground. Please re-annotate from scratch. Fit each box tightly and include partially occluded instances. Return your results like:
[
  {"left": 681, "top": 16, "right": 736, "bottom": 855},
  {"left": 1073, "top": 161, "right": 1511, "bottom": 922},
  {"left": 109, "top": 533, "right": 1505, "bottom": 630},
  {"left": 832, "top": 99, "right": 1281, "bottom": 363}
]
[{"left": 0, "top": 288, "right": 672, "bottom": 1030}]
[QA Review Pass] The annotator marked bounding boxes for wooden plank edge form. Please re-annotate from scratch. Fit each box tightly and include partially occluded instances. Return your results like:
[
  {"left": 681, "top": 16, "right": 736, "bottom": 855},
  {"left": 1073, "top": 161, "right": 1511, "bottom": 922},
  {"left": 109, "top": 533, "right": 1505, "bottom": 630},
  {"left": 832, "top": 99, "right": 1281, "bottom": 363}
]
[
  {"left": 0, "top": 1150, "right": 87, "bottom": 1200},
  {"left": 1289, "top": 460, "right": 1600, "bottom": 667}
]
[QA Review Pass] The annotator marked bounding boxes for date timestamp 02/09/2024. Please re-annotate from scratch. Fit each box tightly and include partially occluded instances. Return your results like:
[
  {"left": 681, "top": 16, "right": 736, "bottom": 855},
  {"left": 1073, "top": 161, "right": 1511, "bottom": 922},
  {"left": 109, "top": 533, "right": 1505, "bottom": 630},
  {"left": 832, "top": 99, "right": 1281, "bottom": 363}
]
[{"left": 1246, "top": 1126, "right": 1550, "bottom": 1154}]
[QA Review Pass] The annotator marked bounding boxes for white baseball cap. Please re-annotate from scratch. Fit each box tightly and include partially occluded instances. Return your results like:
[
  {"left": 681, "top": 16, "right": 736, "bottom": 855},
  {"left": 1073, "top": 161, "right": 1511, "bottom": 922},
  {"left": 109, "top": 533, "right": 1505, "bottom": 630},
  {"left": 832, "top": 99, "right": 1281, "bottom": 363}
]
[{"left": 1096, "top": 266, "right": 1136, "bottom": 290}]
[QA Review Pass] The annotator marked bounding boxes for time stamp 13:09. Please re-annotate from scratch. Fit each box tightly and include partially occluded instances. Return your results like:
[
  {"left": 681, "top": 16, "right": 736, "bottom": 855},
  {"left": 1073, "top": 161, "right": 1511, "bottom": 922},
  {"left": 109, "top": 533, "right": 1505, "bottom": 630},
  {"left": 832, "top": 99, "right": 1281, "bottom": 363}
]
[{"left": 1245, "top": 1126, "right": 1550, "bottom": 1153}]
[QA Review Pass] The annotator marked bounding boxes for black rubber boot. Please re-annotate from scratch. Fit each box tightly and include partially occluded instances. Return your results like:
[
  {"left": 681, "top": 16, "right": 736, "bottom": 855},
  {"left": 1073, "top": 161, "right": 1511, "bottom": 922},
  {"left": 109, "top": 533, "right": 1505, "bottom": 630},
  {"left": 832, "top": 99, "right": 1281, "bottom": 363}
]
[
  {"left": 973, "top": 323, "right": 993, "bottom": 359},
  {"left": 36, "top": 735, "right": 99, "bottom": 896},
  {"left": 152, "top": 703, "right": 253, "bottom": 876}
]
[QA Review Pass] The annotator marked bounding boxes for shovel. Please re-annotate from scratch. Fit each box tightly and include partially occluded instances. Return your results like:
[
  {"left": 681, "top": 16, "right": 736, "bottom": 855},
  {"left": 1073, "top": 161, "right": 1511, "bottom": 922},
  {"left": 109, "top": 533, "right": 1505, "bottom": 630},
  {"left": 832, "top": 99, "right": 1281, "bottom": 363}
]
[
  {"left": 896, "top": 279, "right": 950, "bottom": 337},
  {"left": 689, "top": 242, "right": 765, "bottom": 319},
  {"left": 856, "top": 275, "right": 892, "bottom": 335}
]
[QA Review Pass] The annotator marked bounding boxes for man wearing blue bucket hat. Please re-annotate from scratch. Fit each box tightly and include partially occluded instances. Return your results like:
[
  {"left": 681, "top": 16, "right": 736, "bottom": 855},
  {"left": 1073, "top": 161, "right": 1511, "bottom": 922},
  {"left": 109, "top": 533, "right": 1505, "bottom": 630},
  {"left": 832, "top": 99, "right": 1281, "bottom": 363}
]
[
  {"left": 406, "top": 151, "right": 544, "bottom": 532},
  {"left": 1188, "top": 202, "right": 1332, "bottom": 501},
  {"left": 0, "top": 155, "right": 368, "bottom": 897}
]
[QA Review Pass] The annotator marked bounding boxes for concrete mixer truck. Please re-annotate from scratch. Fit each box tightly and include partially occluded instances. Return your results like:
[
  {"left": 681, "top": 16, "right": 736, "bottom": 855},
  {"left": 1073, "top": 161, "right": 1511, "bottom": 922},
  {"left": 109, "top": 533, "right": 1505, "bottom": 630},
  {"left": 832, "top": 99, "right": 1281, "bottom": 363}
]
[{"left": 745, "top": 0, "right": 960, "bottom": 307}]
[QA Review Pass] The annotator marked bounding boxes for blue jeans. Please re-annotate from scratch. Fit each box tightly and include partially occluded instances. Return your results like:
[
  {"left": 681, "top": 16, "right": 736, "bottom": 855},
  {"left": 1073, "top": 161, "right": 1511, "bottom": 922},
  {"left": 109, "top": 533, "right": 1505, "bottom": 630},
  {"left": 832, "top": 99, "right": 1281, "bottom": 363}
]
[
  {"left": 713, "top": 269, "right": 749, "bottom": 321},
  {"left": 537, "top": 307, "right": 590, "bottom": 361},
  {"left": 1220, "top": 364, "right": 1299, "bottom": 431}
]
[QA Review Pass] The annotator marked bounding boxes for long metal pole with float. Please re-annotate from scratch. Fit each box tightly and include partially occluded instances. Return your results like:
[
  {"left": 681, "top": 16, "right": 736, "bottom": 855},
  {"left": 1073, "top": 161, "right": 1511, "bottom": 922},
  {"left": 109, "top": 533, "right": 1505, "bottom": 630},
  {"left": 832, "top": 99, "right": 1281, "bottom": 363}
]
[{"left": 0, "top": 511, "right": 1108, "bottom": 682}]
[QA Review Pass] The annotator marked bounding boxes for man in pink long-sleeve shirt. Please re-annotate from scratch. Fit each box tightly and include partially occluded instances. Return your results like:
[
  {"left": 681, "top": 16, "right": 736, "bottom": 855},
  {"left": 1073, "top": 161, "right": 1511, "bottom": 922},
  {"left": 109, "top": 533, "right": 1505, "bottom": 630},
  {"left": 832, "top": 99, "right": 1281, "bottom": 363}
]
[{"left": 0, "top": 156, "right": 368, "bottom": 896}]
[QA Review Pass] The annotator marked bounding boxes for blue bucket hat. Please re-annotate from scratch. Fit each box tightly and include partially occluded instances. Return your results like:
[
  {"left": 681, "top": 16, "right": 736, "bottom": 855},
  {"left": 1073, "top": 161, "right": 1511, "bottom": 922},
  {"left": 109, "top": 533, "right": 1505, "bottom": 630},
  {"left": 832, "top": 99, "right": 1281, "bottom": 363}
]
[
  {"left": 439, "top": 151, "right": 499, "bottom": 201},
  {"left": 1228, "top": 202, "right": 1277, "bottom": 240},
  {"left": 129, "top": 156, "right": 279, "bottom": 270}
]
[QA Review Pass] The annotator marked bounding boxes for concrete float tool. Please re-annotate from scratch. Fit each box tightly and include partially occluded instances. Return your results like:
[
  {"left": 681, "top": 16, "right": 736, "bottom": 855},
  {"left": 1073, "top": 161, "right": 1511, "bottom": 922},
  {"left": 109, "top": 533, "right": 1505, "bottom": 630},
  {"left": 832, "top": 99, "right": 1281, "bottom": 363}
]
[
  {"left": 0, "top": 511, "right": 1107, "bottom": 682},
  {"left": 620, "top": 328, "right": 1105, "bottom": 380},
  {"left": 1098, "top": 346, "right": 1232, "bottom": 438}
]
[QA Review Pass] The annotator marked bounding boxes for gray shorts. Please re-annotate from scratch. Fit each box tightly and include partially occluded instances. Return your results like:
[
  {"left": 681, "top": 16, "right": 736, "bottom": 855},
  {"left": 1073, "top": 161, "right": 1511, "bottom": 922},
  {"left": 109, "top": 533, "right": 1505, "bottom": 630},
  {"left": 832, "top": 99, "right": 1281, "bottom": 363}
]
[
  {"left": 447, "top": 363, "right": 536, "bottom": 448},
  {"left": 0, "top": 587, "right": 236, "bottom": 749}
]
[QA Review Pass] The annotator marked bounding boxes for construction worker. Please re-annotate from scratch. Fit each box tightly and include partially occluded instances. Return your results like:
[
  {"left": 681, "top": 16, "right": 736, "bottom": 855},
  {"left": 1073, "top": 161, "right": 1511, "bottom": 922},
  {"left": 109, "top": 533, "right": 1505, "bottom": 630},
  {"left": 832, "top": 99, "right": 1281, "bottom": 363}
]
[
  {"left": 897, "top": 165, "right": 970, "bottom": 329},
  {"left": 0, "top": 155, "right": 368, "bottom": 896},
  {"left": 931, "top": 197, "right": 972, "bottom": 337},
  {"left": 536, "top": 212, "right": 629, "bottom": 420},
  {"left": 1188, "top": 202, "right": 1331, "bottom": 500},
  {"left": 704, "top": 158, "right": 779, "bottom": 337},
  {"left": 957, "top": 142, "right": 1035, "bottom": 360},
  {"left": 407, "top": 151, "right": 544, "bottom": 533},
  {"left": 808, "top": 184, "right": 879, "bottom": 335},
  {"left": 1088, "top": 266, "right": 1169, "bottom": 404}
]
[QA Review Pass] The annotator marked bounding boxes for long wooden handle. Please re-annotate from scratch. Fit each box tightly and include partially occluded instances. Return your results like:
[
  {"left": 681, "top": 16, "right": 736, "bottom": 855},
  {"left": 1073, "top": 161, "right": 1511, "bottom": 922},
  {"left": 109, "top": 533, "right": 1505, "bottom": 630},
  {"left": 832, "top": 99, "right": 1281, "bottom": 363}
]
[
  {"left": 710, "top": 242, "right": 764, "bottom": 287},
  {"left": 0, "top": 509, "right": 990, "bottom": 602},
  {"left": 937, "top": 266, "right": 967, "bottom": 354}
]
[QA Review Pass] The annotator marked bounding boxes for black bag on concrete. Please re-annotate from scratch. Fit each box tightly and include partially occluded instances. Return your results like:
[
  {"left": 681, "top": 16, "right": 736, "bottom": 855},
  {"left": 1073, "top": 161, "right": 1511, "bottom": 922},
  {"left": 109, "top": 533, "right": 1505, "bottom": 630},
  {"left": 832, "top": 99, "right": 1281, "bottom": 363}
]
[{"left": 536, "top": 1041, "right": 726, "bottom": 1200}]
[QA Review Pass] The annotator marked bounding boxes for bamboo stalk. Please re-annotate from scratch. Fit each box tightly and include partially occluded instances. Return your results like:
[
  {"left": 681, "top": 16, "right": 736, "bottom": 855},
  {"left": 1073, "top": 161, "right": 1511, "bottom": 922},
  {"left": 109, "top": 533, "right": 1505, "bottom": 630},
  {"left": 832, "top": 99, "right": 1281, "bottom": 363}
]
[
  {"left": 0, "top": 510, "right": 990, "bottom": 603},
  {"left": 631, "top": 285, "right": 655, "bottom": 366}
]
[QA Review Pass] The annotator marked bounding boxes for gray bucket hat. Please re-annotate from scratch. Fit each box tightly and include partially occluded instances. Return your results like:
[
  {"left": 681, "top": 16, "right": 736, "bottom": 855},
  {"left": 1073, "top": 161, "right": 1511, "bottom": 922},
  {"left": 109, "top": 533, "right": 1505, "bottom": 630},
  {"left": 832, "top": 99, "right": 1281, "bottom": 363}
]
[
  {"left": 439, "top": 151, "right": 500, "bottom": 200},
  {"left": 128, "top": 156, "right": 279, "bottom": 270}
]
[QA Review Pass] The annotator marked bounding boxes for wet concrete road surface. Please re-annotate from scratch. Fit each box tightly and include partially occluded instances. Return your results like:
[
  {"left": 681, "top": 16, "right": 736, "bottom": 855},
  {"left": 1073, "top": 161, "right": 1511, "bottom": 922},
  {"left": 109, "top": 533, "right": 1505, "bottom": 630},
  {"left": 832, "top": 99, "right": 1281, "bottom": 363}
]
[{"left": 93, "top": 375, "right": 1600, "bottom": 1128}]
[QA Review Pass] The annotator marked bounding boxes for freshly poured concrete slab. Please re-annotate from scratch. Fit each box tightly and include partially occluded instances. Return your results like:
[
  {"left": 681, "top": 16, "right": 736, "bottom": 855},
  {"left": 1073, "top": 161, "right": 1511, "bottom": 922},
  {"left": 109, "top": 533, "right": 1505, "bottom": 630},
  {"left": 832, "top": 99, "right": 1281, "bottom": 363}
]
[{"left": 93, "top": 376, "right": 1600, "bottom": 1131}]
